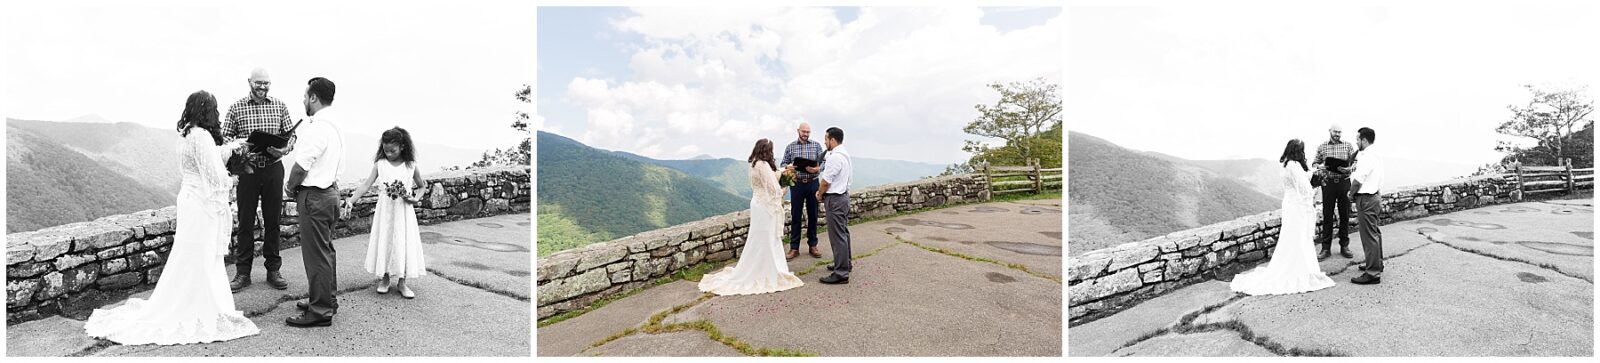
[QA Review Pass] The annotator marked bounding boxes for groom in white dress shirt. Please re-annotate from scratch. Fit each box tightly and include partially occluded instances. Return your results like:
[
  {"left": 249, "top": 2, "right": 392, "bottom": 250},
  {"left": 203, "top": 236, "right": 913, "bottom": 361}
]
[
  {"left": 1349, "top": 127, "right": 1386, "bottom": 285},
  {"left": 817, "top": 127, "right": 853, "bottom": 284},
  {"left": 284, "top": 77, "right": 346, "bottom": 327}
]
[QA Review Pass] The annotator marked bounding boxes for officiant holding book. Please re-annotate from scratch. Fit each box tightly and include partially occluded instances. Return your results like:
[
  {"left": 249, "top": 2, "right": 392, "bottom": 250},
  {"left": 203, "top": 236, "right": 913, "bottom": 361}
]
[
  {"left": 225, "top": 67, "right": 297, "bottom": 292},
  {"left": 780, "top": 122, "right": 825, "bottom": 261},
  {"left": 1311, "top": 123, "right": 1356, "bottom": 261}
]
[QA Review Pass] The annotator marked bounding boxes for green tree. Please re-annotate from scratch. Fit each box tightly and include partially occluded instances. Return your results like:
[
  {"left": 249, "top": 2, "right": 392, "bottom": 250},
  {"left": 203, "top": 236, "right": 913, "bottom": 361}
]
[
  {"left": 1496, "top": 84, "right": 1594, "bottom": 168},
  {"left": 459, "top": 84, "right": 532, "bottom": 169},
  {"left": 957, "top": 77, "right": 1063, "bottom": 171}
]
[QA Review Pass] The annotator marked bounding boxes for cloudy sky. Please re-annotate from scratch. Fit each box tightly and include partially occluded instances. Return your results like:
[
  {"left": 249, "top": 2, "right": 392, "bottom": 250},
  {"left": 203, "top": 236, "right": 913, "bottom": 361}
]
[
  {"left": 1069, "top": 3, "right": 1598, "bottom": 180},
  {"left": 536, "top": 6, "right": 1063, "bottom": 164},
  {"left": 4, "top": 0, "right": 534, "bottom": 150}
]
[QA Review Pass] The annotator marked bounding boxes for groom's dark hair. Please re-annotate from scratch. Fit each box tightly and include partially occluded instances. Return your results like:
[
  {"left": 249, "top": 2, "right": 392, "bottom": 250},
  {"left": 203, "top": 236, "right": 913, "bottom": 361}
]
[
  {"left": 825, "top": 127, "right": 844, "bottom": 143},
  {"left": 1357, "top": 127, "right": 1375, "bottom": 143},
  {"left": 307, "top": 77, "right": 336, "bottom": 104}
]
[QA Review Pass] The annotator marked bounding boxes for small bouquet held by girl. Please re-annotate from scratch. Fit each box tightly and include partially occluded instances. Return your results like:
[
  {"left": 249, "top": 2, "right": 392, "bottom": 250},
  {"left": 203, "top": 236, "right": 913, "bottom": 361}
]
[
  {"left": 349, "top": 127, "right": 428, "bottom": 299},
  {"left": 384, "top": 180, "right": 416, "bottom": 203}
]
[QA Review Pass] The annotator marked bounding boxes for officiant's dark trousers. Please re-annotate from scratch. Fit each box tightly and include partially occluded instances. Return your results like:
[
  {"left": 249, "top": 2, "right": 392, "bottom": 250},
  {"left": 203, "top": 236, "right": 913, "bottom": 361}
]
[
  {"left": 824, "top": 193, "right": 851, "bottom": 277},
  {"left": 789, "top": 179, "right": 821, "bottom": 250},
  {"left": 296, "top": 184, "right": 339, "bottom": 317},
  {"left": 1356, "top": 193, "right": 1384, "bottom": 276},
  {"left": 234, "top": 161, "right": 284, "bottom": 276},
  {"left": 1319, "top": 178, "right": 1353, "bottom": 250}
]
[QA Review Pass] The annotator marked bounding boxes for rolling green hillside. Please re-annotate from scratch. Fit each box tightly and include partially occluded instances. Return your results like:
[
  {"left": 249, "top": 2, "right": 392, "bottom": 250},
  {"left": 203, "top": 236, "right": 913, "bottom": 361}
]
[
  {"left": 536, "top": 131, "right": 747, "bottom": 255},
  {"left": 10, "top": 117, "right": 183, "bottom": 196},
  {"left": 1068, "top": 132, "right": 1280, "bottom": 255},
  {"left": 6, "top": 125, "right": 174, "bottom": 233},
  {"left": 613, "top": 148, "right": 949, "bottom": 199}
]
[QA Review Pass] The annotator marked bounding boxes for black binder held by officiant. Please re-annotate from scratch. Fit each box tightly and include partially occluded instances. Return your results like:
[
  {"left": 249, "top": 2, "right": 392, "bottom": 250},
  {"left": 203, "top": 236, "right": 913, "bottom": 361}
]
[
  {"left": 791, "top": 156, "right": 822, "bottom": 183},
  {"left": 1310, "top": 157, "right": 1350, "bottom": 188},
  {"left": 227, "top": 120, "right": 302, "bottom": 175}
]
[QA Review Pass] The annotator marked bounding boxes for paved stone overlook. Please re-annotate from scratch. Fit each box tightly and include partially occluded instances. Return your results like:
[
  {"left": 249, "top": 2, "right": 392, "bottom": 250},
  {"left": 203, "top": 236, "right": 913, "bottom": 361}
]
[
  {"left": 537, "top": 198, "right": 1063, "bottom": 357},
  {"left": 1069, "top": 198, "right": 1593, "bottom": 357},
  {"left": 6, "top": 213, "right": 532, "bottom": 357},
  {"left": 7, "top": 166, "right": 529, "bottom": 324},
  {"left": 537, "top": 174, "right": 990, "bottom": 320}
]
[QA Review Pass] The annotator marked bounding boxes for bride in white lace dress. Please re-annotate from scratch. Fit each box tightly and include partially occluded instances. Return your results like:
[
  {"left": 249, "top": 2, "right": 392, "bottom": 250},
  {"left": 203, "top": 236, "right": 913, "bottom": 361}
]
[
  {"left": 1230, "top": 139, "right": 1336, "bottom": 295},
  {"left": 699, "top": 139, "right": 804, "bottom": 295},
  {"left": 84, "top": 91, "right": 260, "bottom": 344}
]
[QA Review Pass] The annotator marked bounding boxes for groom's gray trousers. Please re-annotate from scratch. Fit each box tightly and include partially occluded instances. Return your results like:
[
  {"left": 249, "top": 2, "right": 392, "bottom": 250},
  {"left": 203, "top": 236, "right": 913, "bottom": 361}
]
[
  {"left": 1355, "top": 192, "right": 1383, "bottom": 276},
  {"left": 296, "top": 184, "right": 340, "bottom": 317},
  {"left": 825, "top": 192, "right": 852, "bottom": 277}
]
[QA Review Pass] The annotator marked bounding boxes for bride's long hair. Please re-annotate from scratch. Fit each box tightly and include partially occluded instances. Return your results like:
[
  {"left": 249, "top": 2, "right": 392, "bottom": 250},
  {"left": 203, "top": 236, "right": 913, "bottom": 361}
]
[
  {"left": 176, "top": 90, "right": 225, "bottom": 145},
  {"left": 1280, "top": 139, "right": 1308, "bottom": 171},
  {"left": 747, "top": 138, "right": 776, "bottom": 171}
]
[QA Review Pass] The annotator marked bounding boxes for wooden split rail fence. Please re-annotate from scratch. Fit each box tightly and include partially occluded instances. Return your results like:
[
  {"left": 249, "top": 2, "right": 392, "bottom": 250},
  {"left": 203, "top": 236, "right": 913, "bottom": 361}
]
[
  {"left": 980, "top": 159, "right": 1062, "bottom": 195},
  {"left": 1514, "top": 158, "right": 1594, "bottom": 196}
]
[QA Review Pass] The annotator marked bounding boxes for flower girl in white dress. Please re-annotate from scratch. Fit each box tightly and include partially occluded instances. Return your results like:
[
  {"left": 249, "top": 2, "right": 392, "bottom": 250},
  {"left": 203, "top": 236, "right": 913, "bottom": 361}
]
[{"left": 349, "top": 127, "right": 427, "bottom": 299}]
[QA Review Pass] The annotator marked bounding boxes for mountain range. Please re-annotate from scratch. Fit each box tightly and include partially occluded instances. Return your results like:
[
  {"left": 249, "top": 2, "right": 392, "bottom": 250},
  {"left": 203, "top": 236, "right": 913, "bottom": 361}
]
[
  {"left": 535, "top": 131, "right": 748, "bottom": 255},
  {"left": 6, "top": 122, "right": 174, "bottom": 233},
  {"left": 5, "top": 117, "right": 495, "bottom": 233},
  {"left": 536, "top": 131, "right": 950, "bottom": 254},
  {"left": 1067, "top": 132, "right": 1282, "bottom": 255},
  {"left": 611, "top": 145, "right": 949, "bottom": 199}
]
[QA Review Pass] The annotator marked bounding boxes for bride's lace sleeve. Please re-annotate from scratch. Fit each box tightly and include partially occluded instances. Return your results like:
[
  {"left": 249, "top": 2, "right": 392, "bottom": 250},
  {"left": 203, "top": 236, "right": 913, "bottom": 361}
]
[
  {"left": 1281, "top": 163, "right": 1313, "bottom": 202},
  {"left": 750, "top": 162, "right": 783, "bottom": 208},
  {"left": 188, "top": 133, "right": 233, "bottom": 209}
]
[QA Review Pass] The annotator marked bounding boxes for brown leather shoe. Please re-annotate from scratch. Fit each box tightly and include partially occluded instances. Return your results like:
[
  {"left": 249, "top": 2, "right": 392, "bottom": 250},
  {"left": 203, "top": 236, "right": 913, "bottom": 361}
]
[
  {"left": 266, "top": 271, "right": 289, "bottom": 290},
  {"left": 809, "top": 247, "right": 822, "bottom": 258},
  {"left": 785, "top": 249, "right": 798, "bottom": 261},
  {"left": 230, "top": 273, "right": 251, "bottom": 292}
]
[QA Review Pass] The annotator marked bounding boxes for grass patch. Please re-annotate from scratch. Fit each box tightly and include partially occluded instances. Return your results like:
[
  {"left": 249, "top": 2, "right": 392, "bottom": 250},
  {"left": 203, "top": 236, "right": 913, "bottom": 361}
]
[
  {"left": 538, "top": 260, "right": 729, "bottom": 328},
  {"left": 1115, "top": 295, "right": 1344, "bottom": 357},
  {"left": 990, "top": 189, "right": 1062, "bottom": 204},
  {"left": 68, "top": 339, "right": 118, "bottom": 357},
  {"left": 586, "top": 292, "right": 817, "bottom": 356},
  {"left": 427, "top": 268, "right": 530, "bottom": 302},
  {"left": 895, "top": 236, "right": 1061, "bottom": 283},
  {"left": 585, "top": 326, "right": 638, "bottom": 350},
  {"left": 658, "top": 320, "right": 817, "bottom": 357},
  {"left": 794, "top": 241, "right": 902, "bottom": 277}
]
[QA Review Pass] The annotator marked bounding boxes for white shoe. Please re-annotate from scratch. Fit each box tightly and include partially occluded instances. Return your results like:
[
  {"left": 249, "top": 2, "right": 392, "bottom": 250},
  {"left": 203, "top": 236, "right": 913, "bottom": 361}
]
[{"left": 399, "top": 285, "right": 415, "bottom": 299}]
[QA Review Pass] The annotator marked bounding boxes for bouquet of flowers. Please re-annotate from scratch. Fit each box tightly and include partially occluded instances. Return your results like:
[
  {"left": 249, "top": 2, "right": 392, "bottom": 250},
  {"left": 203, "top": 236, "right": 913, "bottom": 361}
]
[
  {"left": 778, "top": 168, "right": 797, "bottom": 188},
  {"left": 384, "top": 180, "right": 413, "bottom": 203}
]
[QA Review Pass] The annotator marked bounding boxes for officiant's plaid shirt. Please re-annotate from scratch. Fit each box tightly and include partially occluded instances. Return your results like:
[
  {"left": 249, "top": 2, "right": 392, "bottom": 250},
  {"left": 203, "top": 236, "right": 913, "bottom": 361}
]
[
  {"left": 782, "top": 139, "right": 824, "bottom": 181},
  {"left": 223, "top": 96, "right": 295, "bottom": 165},
  {"left": 1316, "top": 141, "right": 1356, "bottom": 179}
]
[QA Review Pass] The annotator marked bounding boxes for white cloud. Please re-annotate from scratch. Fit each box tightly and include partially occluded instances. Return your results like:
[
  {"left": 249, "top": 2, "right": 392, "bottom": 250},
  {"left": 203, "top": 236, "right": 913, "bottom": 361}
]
[
  {"left": 555, "top": 7, "right": 1062, "bottom": 163},
  {"left": 4, "top": 2, "right": 535, "bottom": 150}
]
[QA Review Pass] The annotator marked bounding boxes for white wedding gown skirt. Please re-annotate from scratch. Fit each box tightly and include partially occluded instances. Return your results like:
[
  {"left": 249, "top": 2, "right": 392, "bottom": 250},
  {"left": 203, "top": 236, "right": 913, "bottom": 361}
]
[
  {"left": 699, "top": 162, "right": 804, "bottom": 295},
  {"left": 1230, "top": 163, "right": 1336, "bottom": 295},
  {"left": 84, "top": 132, "right": 260, "bottom": 345}
]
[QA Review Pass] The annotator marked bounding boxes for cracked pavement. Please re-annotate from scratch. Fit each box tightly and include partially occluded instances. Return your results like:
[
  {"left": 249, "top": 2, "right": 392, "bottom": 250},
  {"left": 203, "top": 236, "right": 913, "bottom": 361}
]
[
  {"left": 1070, "top": 198, "right": 1593, "bottom": 357},
  {"left": 6, "top": 213, "right": 532, "bottom": 357},
  {"left": 536, "top": 199, "right": 1064, "bottom": 357}
]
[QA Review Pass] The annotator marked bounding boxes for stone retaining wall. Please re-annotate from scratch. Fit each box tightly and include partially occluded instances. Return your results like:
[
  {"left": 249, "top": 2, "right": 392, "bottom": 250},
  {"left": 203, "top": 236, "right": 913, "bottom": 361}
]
[
  {"left": 1067, "top": 173, "right": 1526, "bottom": 324},
  {"left": 536, "top": 174, "right": 991, "bottom": 320},
  {"left": 5, "top": 166, "right": 529, "bottom": 324}
]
